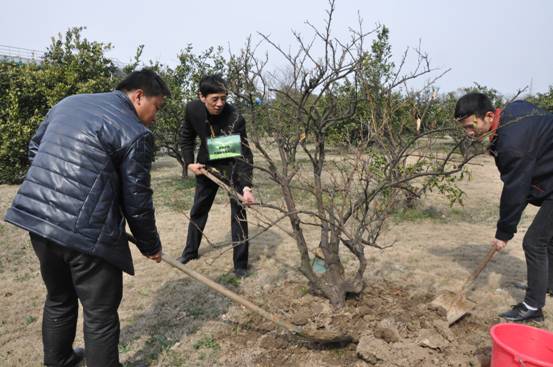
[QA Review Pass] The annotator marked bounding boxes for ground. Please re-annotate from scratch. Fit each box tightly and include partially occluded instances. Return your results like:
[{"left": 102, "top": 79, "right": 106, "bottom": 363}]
[{"left": 1, "top": 154, "right": 552, "bottom": 366}]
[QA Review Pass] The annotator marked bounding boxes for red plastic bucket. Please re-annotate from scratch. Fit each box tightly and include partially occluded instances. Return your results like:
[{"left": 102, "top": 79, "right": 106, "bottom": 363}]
[{"left": 490, "top": 323, "right": 553, "bottom": 367}]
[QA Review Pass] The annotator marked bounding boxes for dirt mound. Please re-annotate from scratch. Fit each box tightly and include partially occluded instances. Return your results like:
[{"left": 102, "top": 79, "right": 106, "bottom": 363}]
[{"left": 208, "top": 279, "right": 494, "bottom": 366}]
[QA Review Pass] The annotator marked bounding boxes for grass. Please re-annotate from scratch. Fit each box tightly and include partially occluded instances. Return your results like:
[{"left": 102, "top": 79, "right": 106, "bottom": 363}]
[
  {"left": 152, "top": 334, "right": 173, "bottom": 351},
  {"left": 216, "top": 273, "right": 241, "bottom": 287},
  {"left": 393, "top": 206, "right": 444, "bottom": 222},
  {"left": 14, "top": 272, "right": 32, "bottom": 283},
  {"left": 187, "top": 306, "right": 205, "bottom": 318},
  {"left": 23, "top": 315, "right": 37, "bottom": 325},
  {"left": 152, "top": 176, "right": 196, "bottom": 212},
  {"left": 446, "top": 205, "right": 497, "bottom": 224},
  {"left": 118, "top": 342, "right": 131, "bottom": 354},
  {"left": 162, "top": 350, "right": 189, "bottom": 366},
  {"left": 140, "top": 334, "right": 177, "bottom": 364},
  {"left": 192, "top": 335, "right": 220, "bottom": 351},
  {"left": 393, "top": 202, "right": 499, "bottom": 225}
]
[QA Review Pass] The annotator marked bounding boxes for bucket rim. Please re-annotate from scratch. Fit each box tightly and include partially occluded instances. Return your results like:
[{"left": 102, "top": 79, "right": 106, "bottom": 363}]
[{"left": 490, "top": 323, "right": 553, "bottom": 367}]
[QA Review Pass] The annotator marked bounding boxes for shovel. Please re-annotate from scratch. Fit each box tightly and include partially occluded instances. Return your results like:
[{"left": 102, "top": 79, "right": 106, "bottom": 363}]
[
  {"left": 430, "top": 245, "right": 497, "bottom": 325},
  {"left": 127, "top": 233, "right": 352, "bottom": 344}
]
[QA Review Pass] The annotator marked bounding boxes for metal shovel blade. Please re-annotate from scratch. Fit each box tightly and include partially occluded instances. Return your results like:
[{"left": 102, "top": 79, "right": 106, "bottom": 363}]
[
  {"left": 430, "top": 290, "right": 476, "bottom": 325},
  {"left": 430, "top": 245, "right": 497, "bottom": 326}
]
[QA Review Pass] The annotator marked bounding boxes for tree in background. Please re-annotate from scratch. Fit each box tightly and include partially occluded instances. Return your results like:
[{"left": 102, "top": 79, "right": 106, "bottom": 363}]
[
  {"left": 39, "top": 27, "right": 117, "bottom": 104},
  {"left": 152, "top": 45, "right": 226, "bottom": 177},
  {"left": 0, "top": 61, "right": 46, "bottom": 183},
  {"left": 528, "top": 85, "right": 553, "bottom": 113},
  {"left": 0, "top": 27, "right": 117, "bottom": 183}
]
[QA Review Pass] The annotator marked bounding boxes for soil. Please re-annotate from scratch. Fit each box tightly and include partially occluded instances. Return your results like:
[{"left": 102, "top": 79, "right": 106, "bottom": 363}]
[{"left": 1, "top": 154, "right": 552, "bottom": 366}]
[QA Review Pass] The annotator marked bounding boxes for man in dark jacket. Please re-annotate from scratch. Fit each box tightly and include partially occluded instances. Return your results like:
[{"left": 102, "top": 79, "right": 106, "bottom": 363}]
[
  {"left": 178, "top": 74, "right": 254, "bottom": 277},
  {"left": 455, "top": 92, "right": 553, "bottom": 322},
  {"left": 4, "top": 69, "right": 170, "bottom": 366}
]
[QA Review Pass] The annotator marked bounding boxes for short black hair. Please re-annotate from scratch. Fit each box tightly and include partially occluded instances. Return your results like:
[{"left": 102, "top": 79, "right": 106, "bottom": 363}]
[
  {"left": 199, "top": 74, "right": 227, "bottom": 97},
  {"left": 454, "top": 93, "right": 494, "bottom": 121},
  {"left": 116, "top": 69, "right": 171, "bottom": 97}
]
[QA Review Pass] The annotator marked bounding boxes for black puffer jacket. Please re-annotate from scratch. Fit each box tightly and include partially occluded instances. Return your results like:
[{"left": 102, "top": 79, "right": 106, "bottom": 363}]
[{"left": 4, "top": 91, "right": 161, "bottom": 274}]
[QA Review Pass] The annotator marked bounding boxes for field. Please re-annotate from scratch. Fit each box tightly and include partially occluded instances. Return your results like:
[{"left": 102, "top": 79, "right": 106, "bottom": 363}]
[{"left": 1, "top": 153, "right": 552, "bottom": 366}]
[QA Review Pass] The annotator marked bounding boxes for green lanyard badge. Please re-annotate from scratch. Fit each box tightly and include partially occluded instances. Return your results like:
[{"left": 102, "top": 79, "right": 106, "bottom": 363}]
[{"left": 207, "top": 134, "right": 242, "bottom": 161}]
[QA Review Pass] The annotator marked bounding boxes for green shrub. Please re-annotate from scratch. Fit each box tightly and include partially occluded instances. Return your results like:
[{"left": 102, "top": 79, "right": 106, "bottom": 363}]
[{"left": 0, "top": 27, "right": 117, "bottom": 184}]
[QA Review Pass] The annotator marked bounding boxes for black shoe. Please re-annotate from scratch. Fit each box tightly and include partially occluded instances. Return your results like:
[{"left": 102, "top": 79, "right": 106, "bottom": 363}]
[
  {"left": 176, "top": 255, "right": 198, "bottom": 265},
  {"left": 233, "top": 268, "right": 249, "bottom": 278},
  {"left": 498, "top": 303, "right": 544, "bottom": 322},
  {"left": 547, "top": 288, "right": 553, "bottom": 297},
  {"left": 67, "top": 347, "right": 85, "bottom": 367}
]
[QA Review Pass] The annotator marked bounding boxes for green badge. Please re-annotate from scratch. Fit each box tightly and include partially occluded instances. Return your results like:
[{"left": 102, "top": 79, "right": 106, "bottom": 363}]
[{"left": 207, "top": 134, "right": 242, "bottom": 161}]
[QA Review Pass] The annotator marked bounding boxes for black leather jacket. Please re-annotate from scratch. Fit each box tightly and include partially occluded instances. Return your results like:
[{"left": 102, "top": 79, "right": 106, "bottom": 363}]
[{"left": 4, "top": 91, "right": 161, "bottom": 274}]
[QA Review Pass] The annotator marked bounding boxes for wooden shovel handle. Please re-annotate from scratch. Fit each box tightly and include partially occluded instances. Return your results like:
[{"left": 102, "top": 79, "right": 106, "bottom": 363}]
[
  {"left": 160, "top": 253, "right": 302, "bottom": 334},
  {"left": 461, "top": 245, "right": 497, "bottom": 291},
  {"left": 126, "top": 233, "right": 302, "bottom": 336},
  {"left": 199, "top": 167, "right": 245, "bottom": 201}
]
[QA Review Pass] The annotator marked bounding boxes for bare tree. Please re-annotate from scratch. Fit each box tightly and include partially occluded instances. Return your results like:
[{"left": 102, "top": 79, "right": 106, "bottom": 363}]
[{"left": 219, "top": 1, "right": 481, "bottom": 307}]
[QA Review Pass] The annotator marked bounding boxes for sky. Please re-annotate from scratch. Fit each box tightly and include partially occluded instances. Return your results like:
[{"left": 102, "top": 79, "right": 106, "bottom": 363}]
[{"left": 1, "top": 0, "right": 552, "bottom": 95}]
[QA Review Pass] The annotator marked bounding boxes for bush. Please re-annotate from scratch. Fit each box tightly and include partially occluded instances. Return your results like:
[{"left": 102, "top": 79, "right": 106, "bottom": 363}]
[
  {"left": 527, "top": 86, "right": 553, "bottom": 113},
  {"left": 0, "top": 62, "right": 48, "bottom": 183},
  {"left": 0, "top": 27, "right": 117, "bottom": 184}
]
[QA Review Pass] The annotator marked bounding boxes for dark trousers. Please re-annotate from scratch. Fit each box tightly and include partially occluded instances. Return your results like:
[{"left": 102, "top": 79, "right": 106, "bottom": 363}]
[
  {"left": 181, "top": 174, "right": 249, "bottom": 270},
  {"left": 31, "top": 234, "right": 123, "bottom": 367},
  {"left": 522, "top": 198, "right": 553, "bottom": 308}
]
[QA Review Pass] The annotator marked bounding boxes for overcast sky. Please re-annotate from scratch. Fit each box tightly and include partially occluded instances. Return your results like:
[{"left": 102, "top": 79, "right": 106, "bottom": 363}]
[{"left": 2, "top": 0, "right": 552, "bottom": 95}]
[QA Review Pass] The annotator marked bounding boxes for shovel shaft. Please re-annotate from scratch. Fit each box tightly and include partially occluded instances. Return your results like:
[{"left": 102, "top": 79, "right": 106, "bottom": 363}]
[
  {"left": 200, "top": 168, "right": 244, "bottom": 201},
  {"left": 160, "top": 253, "right": 303, "bottom": 335},
  {"left": 460, "top": 245, "right": 497, "bottom": 292},
  {"left": 126, "top": 232, "right": 301, "bottom": 335}
]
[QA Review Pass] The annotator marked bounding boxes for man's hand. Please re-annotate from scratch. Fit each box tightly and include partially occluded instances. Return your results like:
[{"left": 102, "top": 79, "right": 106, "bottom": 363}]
[
  {"left": 146, "top": 250, "right": 162, "bottom": 263},
  {"left": 492, "top": 238, "right": 508, "bottom": 251},
  {"left": 242, "top": 187, "right": 256, "bottom": 206},
  {"left": 188, "top": 163, "right": 205, "bottom": 176}
]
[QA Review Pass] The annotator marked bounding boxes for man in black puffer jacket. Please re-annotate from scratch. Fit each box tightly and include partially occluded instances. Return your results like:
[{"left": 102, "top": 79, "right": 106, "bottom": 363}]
[
  {"left": 455, "top": 92, "right": 553, "bottom": 323},
  {"left": 177, "top": 75, "right": 255, "bottom": 277},
  {"left": 4, "top": 69, "right": 170, "bottom": 367}
]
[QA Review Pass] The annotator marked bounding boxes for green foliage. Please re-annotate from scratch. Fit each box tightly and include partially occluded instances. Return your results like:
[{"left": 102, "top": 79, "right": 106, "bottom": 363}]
[
  {"left": 40, "top": 27, "right": 117, "bottom": 104},
  {"left": 132, "top": 45, "right": 227, "bottom": 175},
  {"left": 527, "top": 86, "right": 553, "bottom": 113},
  {"left": 24, "top": 315, "right": 37, "bottom": 325},
  {"left": 424, "top": 172, "right": 466, "bottom": 206},
  {"left": 193, "top": 335, "right": 220, "bottom": 351},
  {"left": 393, "top": 206, "right": 443, "bottom": 222},
  {"left": 460, "top": 82, "right": 504, "bottom": 107},
  {"left": 0, "top": 27, "right": 118, "bottom": 184},
  {"left": 0, "top": 62, "right": 47, "bottom": 183},
  {"left": 217, "top": 272, "right": 241, "bottom": 287}
]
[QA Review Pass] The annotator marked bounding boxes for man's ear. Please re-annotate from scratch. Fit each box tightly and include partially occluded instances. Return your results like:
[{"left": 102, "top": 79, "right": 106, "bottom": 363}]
[
  {"left": 485, "top": 110, "right": 495, "bottom": 120},
  {"left": 128, "top": 89, "right": 145, "bottom": 106}
]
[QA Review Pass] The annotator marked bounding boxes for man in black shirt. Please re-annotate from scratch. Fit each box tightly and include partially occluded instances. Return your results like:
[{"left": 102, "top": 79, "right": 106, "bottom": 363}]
[
  {"left": 455, "top": 92, "right": 553, "bottom": 322},
  {"left": 178, "top": 75, "right": 254, "bottom": 277}
]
